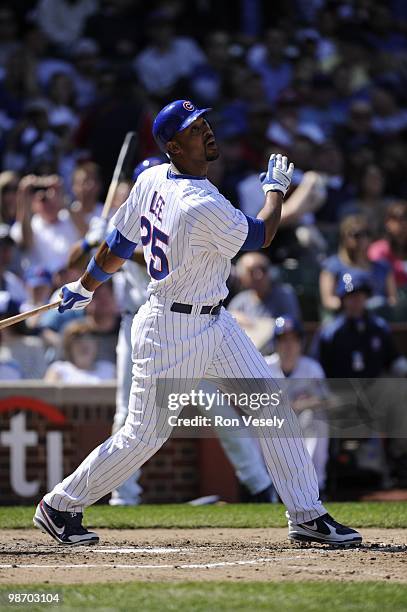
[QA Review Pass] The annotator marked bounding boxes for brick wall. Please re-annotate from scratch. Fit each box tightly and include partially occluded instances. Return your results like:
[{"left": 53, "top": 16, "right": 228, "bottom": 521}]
[{"left": 0, "top": 383, "right": 207, "bottom": 505}]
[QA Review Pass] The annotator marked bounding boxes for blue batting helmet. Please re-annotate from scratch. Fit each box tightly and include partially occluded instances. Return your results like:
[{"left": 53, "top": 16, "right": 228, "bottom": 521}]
[
  {"left": 152, "top": 100, "right": 212, "bottom": 152},
  {"left": 132, "top": 157, "right": 164, "bottom": 182},
  {"left": 336, "top": 271, "right": 372, "bottom": 298},
  {"left": 273, "top": 315, "right": 303, "bottom": 338}
]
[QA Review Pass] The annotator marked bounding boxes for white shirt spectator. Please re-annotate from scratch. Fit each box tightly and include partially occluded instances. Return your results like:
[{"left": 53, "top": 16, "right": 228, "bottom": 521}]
[
  {"left": 11, "top": 209, "right": 79, "bottom": 273},
  {"left": 45, "top": 359, "right": 115, "bottom": 383},
  {"left": 36, "top": 0, "right": 97, "bottom": 48},
  {"left": 134, "top": 37, "right": 206, "bottom": 94}
]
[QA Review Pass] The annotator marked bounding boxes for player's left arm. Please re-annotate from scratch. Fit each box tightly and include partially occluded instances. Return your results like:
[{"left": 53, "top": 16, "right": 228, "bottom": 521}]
[
  {"left": 189, "top": 154, "right": 291, "bottom": 258},
  {"left": 238, "top": 153, "right": 294, "bottom": 251},
  {"left": 257, "top": 153, "right": 294, "bottom": 247}
]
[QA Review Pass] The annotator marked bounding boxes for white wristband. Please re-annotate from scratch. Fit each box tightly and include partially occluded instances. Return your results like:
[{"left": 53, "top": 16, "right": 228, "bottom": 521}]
[
  {"left": 72, "top": 279, "right": 94, "bottom": 298},
  {"left": 262, "top": 183, "right": 285, "bottom": 196}
]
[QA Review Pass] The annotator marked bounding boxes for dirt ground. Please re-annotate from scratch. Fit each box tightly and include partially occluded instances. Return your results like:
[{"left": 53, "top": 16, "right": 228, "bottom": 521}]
[{"left": 0, "top": 528, "right": 406, "bottom": 584}]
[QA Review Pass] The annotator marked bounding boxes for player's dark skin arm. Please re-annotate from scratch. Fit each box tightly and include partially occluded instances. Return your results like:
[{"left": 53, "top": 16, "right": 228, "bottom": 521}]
[{"left": 257, "top": 191, "right": 283, "bottom": 247}]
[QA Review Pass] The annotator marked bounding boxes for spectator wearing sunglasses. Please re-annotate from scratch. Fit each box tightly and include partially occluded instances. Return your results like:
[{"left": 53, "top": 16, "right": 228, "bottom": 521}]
[{"left": 319, "top": 214, "right": 397, "bottom": 314}]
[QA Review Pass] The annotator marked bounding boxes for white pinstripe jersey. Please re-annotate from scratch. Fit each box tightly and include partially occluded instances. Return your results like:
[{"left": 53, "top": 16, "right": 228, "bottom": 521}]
[{"left": 111, "top": 163, "right": 249, "bottom": 304}]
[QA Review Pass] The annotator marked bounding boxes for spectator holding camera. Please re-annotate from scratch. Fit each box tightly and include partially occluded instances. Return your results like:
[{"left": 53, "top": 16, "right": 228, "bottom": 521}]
[
  {"left": 10, "top": 174, "right": 79, "bottom": 273},
  {"left": 319, "top": 214, "right": 397, "bottom": 314}
]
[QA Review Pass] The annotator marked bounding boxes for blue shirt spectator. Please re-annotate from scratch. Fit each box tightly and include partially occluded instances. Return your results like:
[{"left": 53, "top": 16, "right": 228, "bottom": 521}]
[
  {"left": 322, "top": 254, "right": 390, "bottom": 300},
  {"left": 319, "top": 214, "right": 397, "bottom": 313}
]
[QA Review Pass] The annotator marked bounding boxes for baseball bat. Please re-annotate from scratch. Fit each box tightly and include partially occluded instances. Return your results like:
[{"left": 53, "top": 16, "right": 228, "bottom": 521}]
[
  {"left": 101, "top": 131, "right": 138, "bottom": 220},
  {"left": 0, "top": 299, "right": 62, "bottom": 331},
  {"left": 68, "top": 131, "right": 138, "bottom": 268}
]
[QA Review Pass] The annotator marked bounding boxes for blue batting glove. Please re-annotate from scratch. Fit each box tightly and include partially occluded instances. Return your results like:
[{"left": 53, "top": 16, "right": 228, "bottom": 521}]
[
  {"left": 259, "top": 153, "right": 294, "bottom": 197},
  {"left": 58, "top": 280, "right": 94, "bottom": 313}
]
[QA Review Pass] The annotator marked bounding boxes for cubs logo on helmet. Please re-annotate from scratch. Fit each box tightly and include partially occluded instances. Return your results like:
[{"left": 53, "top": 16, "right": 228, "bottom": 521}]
[{"left": 183, "top": 101, "right": 195, "bottom": 111}]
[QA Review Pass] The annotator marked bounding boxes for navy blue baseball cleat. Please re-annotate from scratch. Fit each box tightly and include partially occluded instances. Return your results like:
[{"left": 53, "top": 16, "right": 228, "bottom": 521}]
[
  {"left": 288, "top": 513, "right": 362, "bottom": 546},
  {"left": 33, "top": 499, "right": 99, "bottom": 546}
]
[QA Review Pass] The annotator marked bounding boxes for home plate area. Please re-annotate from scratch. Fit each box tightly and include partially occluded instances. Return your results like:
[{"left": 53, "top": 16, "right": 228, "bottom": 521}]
[{"left": 0, "top": 528, "right": 406, "bottom": 584}]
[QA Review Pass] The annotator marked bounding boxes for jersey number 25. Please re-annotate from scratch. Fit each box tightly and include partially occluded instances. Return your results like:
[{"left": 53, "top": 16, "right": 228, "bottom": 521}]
[{"left": 140, "top": 215, "right": 169, "bottom": 280}]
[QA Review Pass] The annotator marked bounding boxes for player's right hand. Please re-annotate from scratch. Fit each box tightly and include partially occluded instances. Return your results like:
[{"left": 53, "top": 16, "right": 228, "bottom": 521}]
[
  {"left": 58, "top": 280, "right": 94, "bottom": 313},
  {"left": 259, "top": 153, "right": 294, "bottom": 197}
]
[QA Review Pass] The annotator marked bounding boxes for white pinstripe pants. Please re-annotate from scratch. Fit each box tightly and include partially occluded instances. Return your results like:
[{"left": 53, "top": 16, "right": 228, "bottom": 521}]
[
  {"left": 113, "top": 314, "right": 271, "bottom": 500},
  {"left": 45, "top": 298, "right": 327, "bottom": 524}
]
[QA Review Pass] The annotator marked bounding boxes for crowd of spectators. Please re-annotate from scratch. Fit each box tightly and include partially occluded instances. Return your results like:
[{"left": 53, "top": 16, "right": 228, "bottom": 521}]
[{"left": 0, "top": 0, "right": 407, "bottom": 492}]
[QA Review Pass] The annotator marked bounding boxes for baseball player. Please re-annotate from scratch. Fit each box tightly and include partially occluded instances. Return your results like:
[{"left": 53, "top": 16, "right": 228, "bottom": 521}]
[
  {"left": 34, "top": 100, "right": 362, "bottom": 546},
  {"left": 69, "top": 160, "right": 275, "bottom": 506},
  {"left": 110, "top": 160, "right": 275, "bottom": 505}
]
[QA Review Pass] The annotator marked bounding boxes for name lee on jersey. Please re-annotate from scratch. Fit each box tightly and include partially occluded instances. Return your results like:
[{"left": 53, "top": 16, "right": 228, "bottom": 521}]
[{"left": 150, "top": 191, "right": 166, "bottom": 221}]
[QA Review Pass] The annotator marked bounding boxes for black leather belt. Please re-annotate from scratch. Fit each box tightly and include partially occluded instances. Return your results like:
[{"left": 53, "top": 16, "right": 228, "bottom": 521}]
[{"left": 170, "top": 301, "right": 223, "bottom": 315}]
